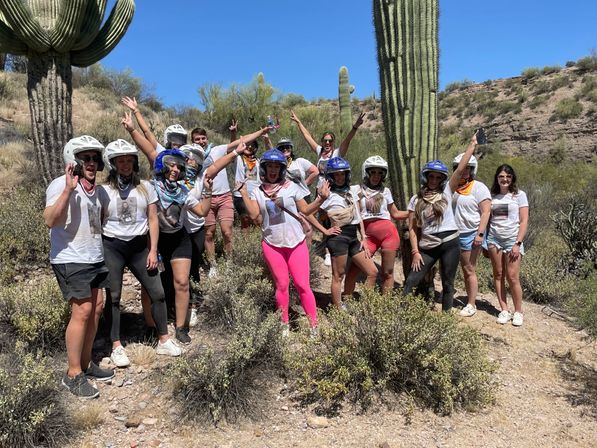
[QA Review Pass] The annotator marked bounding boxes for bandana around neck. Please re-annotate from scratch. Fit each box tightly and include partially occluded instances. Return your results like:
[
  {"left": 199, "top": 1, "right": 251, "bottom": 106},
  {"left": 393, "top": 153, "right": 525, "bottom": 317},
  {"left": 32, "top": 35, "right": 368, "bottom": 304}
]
[
  {"left": 117, "top": 174, "right": 133, "bottom": 191},
  {"left": 80, "top": 177, "right": 95, "bottom": 194},
  {"left": 152, "top": 177, "right": 189, "bottom": 210},
  {"left": 456, "top": 180, "right": 475, "bottom": 195}
]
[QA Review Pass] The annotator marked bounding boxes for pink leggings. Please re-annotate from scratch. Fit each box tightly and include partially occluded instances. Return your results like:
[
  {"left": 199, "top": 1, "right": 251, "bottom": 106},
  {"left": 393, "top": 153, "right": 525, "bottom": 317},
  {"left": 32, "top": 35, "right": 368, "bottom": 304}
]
[{"left": 262, "top": 239, "right": 317, "bottom": 327}]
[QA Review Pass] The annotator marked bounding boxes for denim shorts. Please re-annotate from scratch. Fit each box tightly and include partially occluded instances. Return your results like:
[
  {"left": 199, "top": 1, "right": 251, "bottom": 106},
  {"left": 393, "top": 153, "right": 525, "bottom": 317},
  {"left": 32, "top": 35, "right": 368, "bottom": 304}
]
[
  {"left": 458, "top": 231, "right": 477, "bottom": 251},
  {"left": 487, "top": 233, "right": 525, "bottom": 255},
  {"left": 51, "top": 262, "right": 110, "bottom": 301}
]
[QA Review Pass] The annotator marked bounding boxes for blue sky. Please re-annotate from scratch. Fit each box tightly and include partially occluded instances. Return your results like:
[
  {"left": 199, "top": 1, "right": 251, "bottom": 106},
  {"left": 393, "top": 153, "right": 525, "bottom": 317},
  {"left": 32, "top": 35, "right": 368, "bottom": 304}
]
[{"left": 102, "top": 0, "right": 596, "bottom": 108}]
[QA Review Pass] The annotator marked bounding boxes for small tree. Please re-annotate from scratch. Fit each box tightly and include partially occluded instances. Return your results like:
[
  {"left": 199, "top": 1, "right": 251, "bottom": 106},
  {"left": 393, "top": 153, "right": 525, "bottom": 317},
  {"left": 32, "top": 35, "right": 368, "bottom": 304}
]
[{"left": 0, "top": 0, "right": 135, "bottom": 184}]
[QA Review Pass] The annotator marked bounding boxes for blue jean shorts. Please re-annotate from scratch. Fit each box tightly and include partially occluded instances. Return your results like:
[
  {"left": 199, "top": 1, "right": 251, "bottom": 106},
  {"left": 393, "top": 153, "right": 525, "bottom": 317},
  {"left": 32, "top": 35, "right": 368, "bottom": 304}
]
[
  {"left": 458, "top": 231, "right": 477, "bottom": 251},
  {"left": 486, "top": 233, "right": 525, "bottom": 255}
]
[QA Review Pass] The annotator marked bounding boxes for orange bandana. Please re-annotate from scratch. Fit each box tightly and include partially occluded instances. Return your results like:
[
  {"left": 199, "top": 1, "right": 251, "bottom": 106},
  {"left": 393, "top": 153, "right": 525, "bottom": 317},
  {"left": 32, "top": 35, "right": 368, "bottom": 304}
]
[
  {"left": 242, "top": 155, "right": 257, "bottom": 172},
  {"left": 456, "top": 180, "right": 474, "bottom": 195}
]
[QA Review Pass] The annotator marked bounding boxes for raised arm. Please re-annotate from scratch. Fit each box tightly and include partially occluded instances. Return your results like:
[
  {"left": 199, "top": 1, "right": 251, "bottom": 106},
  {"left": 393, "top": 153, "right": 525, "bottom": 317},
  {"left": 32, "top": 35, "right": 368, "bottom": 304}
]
[
  {"left": 449, "top": 132, "right": 478, "bottom": 192},
  {"left": 290, "top": 109, "right": 319, "bottom": 153},
  {"left": 206, "top": 139, "right": 246, "bottom": 178},
  {"left": 122, "top": 96, "right": 159, "bottom": 149},
  {"left": 229, "top": 119, "right": 238, "bottom": 143},
  {"left": 338, "top": 112, "right": 365, "bottom": 158},
  {"left": 226, "top": 127, "right": 268, "bottom": 152},
  {"left": 188, "top": 177, "right": 214, "bottom": 217},
  {"left": 43, "top": 165, "right": 77, "bottom": 228},
  {"left": 122, "top": 112, "right": 158, "bottom": 166},
  {"left": 262, "top": 131, "right": 274, "bottom": 150}
]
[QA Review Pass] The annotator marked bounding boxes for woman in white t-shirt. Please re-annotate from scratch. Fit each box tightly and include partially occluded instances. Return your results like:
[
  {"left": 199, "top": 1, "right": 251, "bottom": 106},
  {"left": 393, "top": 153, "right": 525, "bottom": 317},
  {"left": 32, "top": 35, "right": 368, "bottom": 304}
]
[
  {"left": 233, "top": 139, "right": 261, "bottom": 229},
  {"left": 451, "top": 154, "right": 491, "bottom": 318},
  {"left": 345, "top": 156, "right": 408, "bottom": 294},
  {"left": 101, "top": 140, "right": 181, "bottom": 366},
  {"left": 403, "top": 133, "right": 480, "bottom": 311},
  {"left": 276, "top": 137, "right": 319, "bottom": 202},
  {"left": 239, "top": 147, "right": 336, "bottom": 336},
  {"left": 487, "top": 164, "right": 529, "bottom": 327}
]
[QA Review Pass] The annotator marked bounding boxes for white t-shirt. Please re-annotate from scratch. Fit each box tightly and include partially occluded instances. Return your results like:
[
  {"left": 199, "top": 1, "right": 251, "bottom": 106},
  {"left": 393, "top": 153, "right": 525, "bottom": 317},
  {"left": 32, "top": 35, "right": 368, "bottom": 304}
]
[
  {"left": 203, "top": 144, "right": 230, "bottom": 195},
  {"left": 102, "top": 180, "right": 158, "bottom": 241},
  {"left": 316, "top": 145, "right": 340, "bottom": 188},
  {"left": 250, "top": 183, "right": 305, "bottom": 248},
  {"left": 154, "top": 185, "right": 200, "bottom": 234},
  {"left": 489, "top": 190, "right": 528, "bottom": 240},
  {"left": 451, "top": 180, "right": 491, "bottom": 233},
  {"left": 286, "top": 157, "right": 315, "bottom": 198},
  {"left": 320, "top": 186, "right": 362, "bottom": 226},
  {"left": 233, "top": 155, "right": 260, "bottom": 198},
  {"left": 407, "top": 184, "right": 458, "bottom": 235},
  {"left": 46, "top": 175, "right": 108, "bottom": 264},
  {"left": 354, "top": 185, "right": 394, "bottom": 221},
  {"left": 184, "top": 174, "right": 206, "bottom": 234}
]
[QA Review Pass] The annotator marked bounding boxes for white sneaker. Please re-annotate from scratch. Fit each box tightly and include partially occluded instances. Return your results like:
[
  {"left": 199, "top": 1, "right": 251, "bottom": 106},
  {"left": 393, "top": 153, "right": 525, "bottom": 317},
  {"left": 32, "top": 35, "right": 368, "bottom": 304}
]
[
  {"left": 324, "top": 253, "right": 332, "bottom": 266},
  {"left": 189, "top": 308, "right": 199, "bottom": 327},
  {"left": 512, "top": 312, "right": 524, "bottom": 327},
  {"left": 496, "top": 310, "right": 512, "bottom": 325},
  {"left": 459, "top": 304, "right": 477, "bottom": 317},
  {"left": 156, "top": 339, "right": 182, "bottom": 357},
  {"left": 208, "top": 266, "right": 218, "bottom": 278},
  {"left": 110, "top": 345, "right": 130, "bottom": 367}
]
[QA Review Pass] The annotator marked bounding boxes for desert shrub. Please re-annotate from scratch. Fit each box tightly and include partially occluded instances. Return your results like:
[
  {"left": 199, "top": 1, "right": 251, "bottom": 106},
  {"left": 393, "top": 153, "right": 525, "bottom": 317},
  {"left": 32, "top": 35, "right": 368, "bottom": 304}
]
[
  {"left": 521, "top": 67, "right": 541, "bottom": 80},
  {"left": 565, "top": 61, "right": 576, "bottom": 68},
  {"left": 532, "top": 80, "right": 551, "bottom": 95},
  {"left": 550, "top": 75, "right": 571, "bottom": 90},
  {"left": 169, "top": 288, "right": 284, "bottom": 424},
  {"left": 290, "top": 291, "right": 495, "bottom": 415},
  {"left": 564, "top": 270, "right": 597, "bottom": 337},
  {"left": 0, "top": 348, "right": 71, "bottom": 447},
  {"left": 444, "top": 79, "right": 475, "bottom": 93},
  {"left": 79, "top": 110, "right": 129, "bottom": 144},
  {"left": 0, "top": 278, "right": 68, "bottom": 352},
  {"left": 503, "top": 78, "right": 517, "bottom": 89},
  {"left": 552, "top": 194, "right": 597, "bottom": 275},
  {"left": 0, "top": 187, "right": 49, "bottom": 284},
  {"left": 577, "top": 75, "right": 597, "bottom": 103},
  {"left": 541, "top": 65, "right": 561, "bottom": 75},
  {"left": 528, "top": 94, "right": 549, "bottom": 110},
  {"left": 575, "top": 54, "right": 597, "bottom": 73},
  {"left": 496, "top": 101, "right": 522, "bottom": 115},
  {"left": 550, "top": 98, "right": 583, "bottom": 122}
]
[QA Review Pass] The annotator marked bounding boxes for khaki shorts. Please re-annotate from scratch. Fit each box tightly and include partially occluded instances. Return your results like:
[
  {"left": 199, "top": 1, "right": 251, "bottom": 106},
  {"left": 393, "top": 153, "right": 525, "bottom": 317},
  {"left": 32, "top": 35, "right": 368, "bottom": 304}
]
[{"left": 205, "top": 192, "right": 234, "bottom": 226}]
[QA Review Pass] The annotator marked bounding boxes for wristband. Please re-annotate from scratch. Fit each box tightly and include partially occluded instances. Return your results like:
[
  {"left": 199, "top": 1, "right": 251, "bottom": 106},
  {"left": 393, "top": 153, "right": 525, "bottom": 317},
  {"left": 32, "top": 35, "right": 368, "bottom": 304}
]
[
  {"left": 515, "top": 240, "right": 522, "bottom": 246},
  {"left": 478, "top": 232, "right": 484, "bottom": 237},
  {"left": 352, "top": 126, "right": 358, "bottom": 130},
  {"left": 411, "top": 250, "right": 420, "bottom": 255},
  {"left": 133, "top": 109, "right": 139, "bottom": 114}
]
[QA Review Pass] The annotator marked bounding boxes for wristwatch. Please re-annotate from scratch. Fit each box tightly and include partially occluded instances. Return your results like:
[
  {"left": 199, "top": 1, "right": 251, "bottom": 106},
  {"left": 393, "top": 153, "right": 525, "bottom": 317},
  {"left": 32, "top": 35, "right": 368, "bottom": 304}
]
[
  {"left": 515, "top": 240, "right": 522, "bottom": 246},
  {"left": 478, "top": 232, "right": 484, "bottom": 237}
]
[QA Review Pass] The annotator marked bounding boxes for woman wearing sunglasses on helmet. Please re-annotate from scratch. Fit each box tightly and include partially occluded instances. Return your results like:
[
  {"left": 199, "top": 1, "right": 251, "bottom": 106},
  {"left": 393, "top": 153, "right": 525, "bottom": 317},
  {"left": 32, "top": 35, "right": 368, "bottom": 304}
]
[{"left": 403, "top": 132, "right": 480, "bottom": 312}]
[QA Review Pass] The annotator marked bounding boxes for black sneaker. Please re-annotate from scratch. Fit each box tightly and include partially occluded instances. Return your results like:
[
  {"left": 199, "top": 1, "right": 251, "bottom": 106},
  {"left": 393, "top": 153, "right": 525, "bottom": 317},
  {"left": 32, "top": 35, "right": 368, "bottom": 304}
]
[
  {"left": 175, "top": 327, "right": 191, "bottom": 344},
  {"left": 84, "top": 361, "right": 115, "bottom": 382},
  {"left": 62, "top": 372, "right": 99, "bottom": 399}
]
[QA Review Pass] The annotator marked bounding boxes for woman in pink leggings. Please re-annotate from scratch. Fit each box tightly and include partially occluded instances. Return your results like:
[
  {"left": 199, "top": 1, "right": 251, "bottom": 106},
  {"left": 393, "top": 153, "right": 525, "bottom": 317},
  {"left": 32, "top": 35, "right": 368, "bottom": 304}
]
[{"left": 238, "top": 146, "right": 338, "bottom": 336}]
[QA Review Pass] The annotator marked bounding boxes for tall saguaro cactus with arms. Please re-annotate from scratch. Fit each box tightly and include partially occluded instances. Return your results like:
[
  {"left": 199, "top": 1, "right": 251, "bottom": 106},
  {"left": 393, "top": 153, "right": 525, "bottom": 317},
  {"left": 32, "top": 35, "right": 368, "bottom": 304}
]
[
  {"left": 373, "top": 0, "right": 439, "bottom": 282},
  {"left": 0, "top": 0, "right": 135, "bottom": 184},
  {"left": 338, "top": 66, "right": 354, "bottom": 135}
]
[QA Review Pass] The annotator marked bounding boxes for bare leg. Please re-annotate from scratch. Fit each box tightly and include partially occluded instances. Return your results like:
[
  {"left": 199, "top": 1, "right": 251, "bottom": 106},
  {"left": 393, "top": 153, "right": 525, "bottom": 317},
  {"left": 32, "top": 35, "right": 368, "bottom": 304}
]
[
  {"left": 220, "top": 220, "right": 234, "bottom": 255},
  {"left": 460, "top": 246, "right": 481, "bottom": 306},
  {"left": 488, "top": 246, "right": 508, "bottom": 311},
  {"left": 170, "top": 258, "right": 192, "bottom": 328},
  {"left": 330, "top": 254, "right": 348, "bottom": 307},
  {"left": 505, "top": 252, "right": 523, "bottom": 313},
  {"left": 204, "top": 224, "right": 217, "bottom": 262},
  {"left": 380, "top": 250, "right": 397, "bottom": 293},
  {"left": 350, "top": 252, "right": 378, "bottom": 289}
]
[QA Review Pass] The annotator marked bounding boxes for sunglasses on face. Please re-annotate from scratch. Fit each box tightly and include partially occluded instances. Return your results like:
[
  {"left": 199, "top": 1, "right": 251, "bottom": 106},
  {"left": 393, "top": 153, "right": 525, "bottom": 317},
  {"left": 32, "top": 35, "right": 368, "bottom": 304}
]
[
  {"left": 322, "top": 139, "right": 334, "bottom": 143},
  {"left": 369, "top": 170, "right": 385, "bottom": 176},
  {"left": 278, "top": 145, "right": 292, "bottom": 151},
  {"left": 166, "top": 162, "right": 185, "bottom": 171},
  {"left": 77, "top": 154, "right": 101, "bottom": 164}
]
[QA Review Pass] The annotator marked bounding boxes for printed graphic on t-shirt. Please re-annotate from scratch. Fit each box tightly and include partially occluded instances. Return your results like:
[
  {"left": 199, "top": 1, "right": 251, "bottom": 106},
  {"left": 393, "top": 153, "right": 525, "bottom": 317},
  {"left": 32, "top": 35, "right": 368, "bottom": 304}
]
[
  {"left": 265, "top": 198, "right": 285, "bottom": 225},
  {"left": 157, "top": 202, "right": 182, "bottom": 227},
  {"left": 493, "top": 204, "right": 509, "bottom": 219},
  {"left": 87, "top": 203, "right": 102, "bottom": 235},
  {"left": 245, "top": 165, "right": 258, "bottom": 181},
  {"left": 317, "top": 159, "right": 328, "bottom": 175},
  {"left": 117, "top": 196, "right": 137, "bottom": 225},
  {"left": 423, "top": 207, "right": 436, "bottom": 227},
  {"left": 364, "top": 193, "right": 383, "bottom": 215}
]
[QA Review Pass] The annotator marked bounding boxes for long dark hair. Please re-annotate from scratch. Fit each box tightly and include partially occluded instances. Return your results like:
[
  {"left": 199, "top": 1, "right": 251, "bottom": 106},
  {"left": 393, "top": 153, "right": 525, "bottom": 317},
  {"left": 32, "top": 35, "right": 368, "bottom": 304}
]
[{"left": 490, "top": 164, "right": 519, "bottom": 195}]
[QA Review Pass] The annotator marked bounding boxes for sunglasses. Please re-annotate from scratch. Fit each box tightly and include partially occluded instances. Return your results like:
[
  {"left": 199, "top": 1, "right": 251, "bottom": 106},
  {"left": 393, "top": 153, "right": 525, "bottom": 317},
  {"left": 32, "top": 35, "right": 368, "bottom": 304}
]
[
  {"left": 166, "top": 162, "right": 186, "bottom": 171},
  {"left": 77, "top": 154, "right": 101, "bottom": 164},
  {"left": 368, "top": 170, "right": 385, "bottom": 175},
  {"left": 322, "top": 138, "right": 334, "bottom": 143},
  {"left": 278, "top": 145, "right": 292, "bottom": 151}
]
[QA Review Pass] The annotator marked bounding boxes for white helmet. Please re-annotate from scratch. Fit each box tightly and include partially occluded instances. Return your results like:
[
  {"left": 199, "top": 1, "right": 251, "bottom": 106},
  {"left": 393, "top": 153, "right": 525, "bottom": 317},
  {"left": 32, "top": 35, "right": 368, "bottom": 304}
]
[
  {"left": 362, "top": 155, "right": 389, "bottom": 182},
  {"left": 63, "top": 135, "right": 105, "bottom": 171},
  {"left": 179, "top": 143, "right": 205, "bottom": 165},
  {"left": 163, "top": 124, "right": 187, "bottom": 147},
  {"left": 452, "top": 153, "right": 478, "bottom": 178},
  {"left": 103, "top": 139, "right": 139, "bottom": 172}
]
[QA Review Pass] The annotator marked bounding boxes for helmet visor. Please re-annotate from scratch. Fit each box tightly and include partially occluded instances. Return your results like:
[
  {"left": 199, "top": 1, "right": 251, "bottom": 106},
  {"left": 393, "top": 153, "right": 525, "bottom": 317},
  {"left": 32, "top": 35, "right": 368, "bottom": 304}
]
[{"left": 168, "top": 133, "right": 187, "bottom": 146}]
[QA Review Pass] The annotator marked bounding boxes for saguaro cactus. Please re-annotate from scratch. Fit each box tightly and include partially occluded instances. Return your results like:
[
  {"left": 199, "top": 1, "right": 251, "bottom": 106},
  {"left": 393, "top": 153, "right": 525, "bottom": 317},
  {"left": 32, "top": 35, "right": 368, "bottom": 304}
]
[
  {"left": 0, "top": 0, "right": 135, "bottom": 184},
  {"left": 373, "top": 0, "right": 439, "bottom": 211},
  {"left": 338, "top": 66, "right": 354, "bottom": 135}
]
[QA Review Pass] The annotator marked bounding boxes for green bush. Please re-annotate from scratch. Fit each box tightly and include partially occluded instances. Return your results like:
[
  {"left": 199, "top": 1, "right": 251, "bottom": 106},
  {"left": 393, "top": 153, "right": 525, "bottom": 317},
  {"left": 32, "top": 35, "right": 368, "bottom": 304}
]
[
  {"left": 575, "top": 54, "right": 597, "bottom": 73},
  {"left": 0, "top": 348, "right": 71, "bottom": 447},
  {"left": 444, "top": 79, "right": 475, "bottom": 93},
  {"left": 0, "top": 187, "right": 49, "bottom": 284},
  {"left": 528, "top": 94, "right": 549, "bottom": 110},
  {"left": 521, "top": 67, "right": 541, "bottom": 80},
  {"left": 0, "top": 278, "right": 69, "bottom": 352},
  {"left": 541, "top": 65, "right": 561, "bottom": 75},
  {"left": 532, "top": 80, "right": 551, "bottom": 95},
  {"left": 577, "top": 75, "right": 597, "bottom": 103},
  {"left": 565, "top": 61, "right": 576, "bottom": 68},
  {"left": 550, "top": 75, "right": 572, "bottom": 90},
  {"left": 564, "top": 269, "right": 597, "bottom": 337},
  {"left": 290, "top": 291, "right": 495, "bottom": 415},
  {"left": 550, "top": 98, "right": 583, "bottom": 122}
]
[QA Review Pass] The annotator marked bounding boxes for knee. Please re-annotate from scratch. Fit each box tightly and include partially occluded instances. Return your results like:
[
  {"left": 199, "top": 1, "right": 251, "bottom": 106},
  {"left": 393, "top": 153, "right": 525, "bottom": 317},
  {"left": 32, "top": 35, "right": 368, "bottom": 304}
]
[
  {"left": 461, "top": 262, "right": 475, "bottom": 278},
  {"left": 173, "top": 278, "right": 189, "bottom": 293},
  {"left": 221, "top": 227, "right": 233, "bottom": 241},
  {"left": 382, "top": 268, "right": 394, "bottom": 282},
  {"left": 506, "top": 272, "right": 519, "bottom": 285}
]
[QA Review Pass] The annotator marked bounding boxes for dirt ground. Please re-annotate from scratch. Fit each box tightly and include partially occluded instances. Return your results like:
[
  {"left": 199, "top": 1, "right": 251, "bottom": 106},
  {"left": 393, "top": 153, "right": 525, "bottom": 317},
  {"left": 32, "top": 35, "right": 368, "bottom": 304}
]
[{"left": 71, "top": 258, "right": 596, "bottom": 448}]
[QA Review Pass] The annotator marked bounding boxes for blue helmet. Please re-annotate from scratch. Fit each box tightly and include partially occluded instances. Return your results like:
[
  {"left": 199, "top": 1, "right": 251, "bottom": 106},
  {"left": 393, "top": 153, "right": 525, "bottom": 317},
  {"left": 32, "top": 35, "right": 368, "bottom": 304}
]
[
  {"left": 420, "top": 160, "right": 449, "bottom": 188},
  {"left": 154, "top": 149, "right": 187, "bottom": 179},
  {"left": 325, "top": 157, "right": 351, "bottom": 189},
  {"left": 259, "top": 149, "right": 287, "bottom": 183}
]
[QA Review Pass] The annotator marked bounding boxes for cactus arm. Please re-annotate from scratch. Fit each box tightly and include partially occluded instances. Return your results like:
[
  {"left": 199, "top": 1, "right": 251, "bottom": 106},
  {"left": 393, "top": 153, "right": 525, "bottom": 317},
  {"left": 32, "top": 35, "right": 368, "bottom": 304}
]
[
  {"left": 72, "top": 0, "right": 108, "bottom": 51},
  {"left": 71, "top": 0, "right": 134, "bottom": 67},
  {"left": 50, "top": 0, "right": 87, "bottom": 52},
  {"left": 0, "top": 19, "right": 28, "bottom": 54},
  {"left": 0, "top": 0, "right": 50, "bottom": 52}
]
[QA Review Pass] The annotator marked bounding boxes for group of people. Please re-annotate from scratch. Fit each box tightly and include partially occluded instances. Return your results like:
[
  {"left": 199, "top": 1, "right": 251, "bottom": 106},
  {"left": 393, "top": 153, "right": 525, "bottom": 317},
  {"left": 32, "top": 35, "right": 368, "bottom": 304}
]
[{"left": 45, "top": 101, "right": 528, "bottom": 399}]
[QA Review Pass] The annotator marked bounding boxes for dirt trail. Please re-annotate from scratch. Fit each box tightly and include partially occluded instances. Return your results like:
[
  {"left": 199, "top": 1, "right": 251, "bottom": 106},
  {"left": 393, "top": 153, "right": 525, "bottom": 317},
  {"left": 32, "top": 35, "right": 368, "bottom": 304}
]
[{"left": 73, "top": 265, "right": 596, "bottom": 448}]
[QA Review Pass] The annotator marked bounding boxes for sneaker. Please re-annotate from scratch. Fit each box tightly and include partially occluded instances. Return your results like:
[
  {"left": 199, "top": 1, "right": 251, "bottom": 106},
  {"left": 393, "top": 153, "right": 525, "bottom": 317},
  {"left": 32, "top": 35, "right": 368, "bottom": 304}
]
[
  {"left": 281, "top": 324, "right": 290, "bottom": 338},
  {"left": 175, "top": 327, "right": 191, "bottom": 344},
  {"left": 324, "top": 253, "right": 332, "bottom": 266},
  {"left": 459, "top": 304, "right": 477, "bottom": 317},
  {"left": 208, "top": 266, "right": 218, "bottom": 278},
  {"left": 156, "top": 338, "right": 182, "bottom": 357},
  {"left": 110, "top": 346, "right": 130, "bottom": 368},
  {"left": 189, "top": 308, "right": 199, "bottom": 327},
  {"left": 62, "top": 372, "right": 99, "bottom": 399},
  {"left": 84, "top": 362, "right": 115, "bottom": 382},
  {"left": 512, "top": 312, "right": 524, "bottom": 327},
  {"left": 496, "top": 310, "right": 512, "bottom": 325}
]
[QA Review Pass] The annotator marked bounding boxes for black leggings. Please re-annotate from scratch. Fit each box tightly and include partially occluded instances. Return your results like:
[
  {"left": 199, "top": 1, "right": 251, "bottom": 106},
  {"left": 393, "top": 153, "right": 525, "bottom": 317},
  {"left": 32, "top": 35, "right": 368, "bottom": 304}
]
[
  {"left": 103, "top": 235, "right": 168, "bottom": 340},
  {"left": 189, "top": 226, "right": 206, "bottom": 305},
  {"left": 403, "top": 231, "right": 460, "bottom": 311}
]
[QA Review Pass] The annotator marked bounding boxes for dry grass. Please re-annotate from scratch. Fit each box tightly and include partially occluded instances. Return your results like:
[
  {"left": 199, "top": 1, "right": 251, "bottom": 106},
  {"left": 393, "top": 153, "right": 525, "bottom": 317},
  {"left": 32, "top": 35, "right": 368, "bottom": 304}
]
[
  {"left": 126, "top": 342, "right": 157, "bottom": 366},
  {"left": 71, "top": 402, "right": 106, "bottom": 430},
  {"left": 0, "top": 141, "right": 35, "bottom": 190}
]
